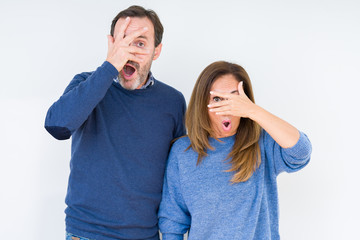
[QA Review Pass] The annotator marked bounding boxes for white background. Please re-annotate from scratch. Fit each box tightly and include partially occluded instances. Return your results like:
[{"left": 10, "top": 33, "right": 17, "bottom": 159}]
[{"left": 1, "top": 0, "right": 359, "bottom": 239}]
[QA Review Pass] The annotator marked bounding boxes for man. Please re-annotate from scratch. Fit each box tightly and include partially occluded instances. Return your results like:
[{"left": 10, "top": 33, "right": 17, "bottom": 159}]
[{"left": 45, "top": 6, "right": 186, "bottom": 240}]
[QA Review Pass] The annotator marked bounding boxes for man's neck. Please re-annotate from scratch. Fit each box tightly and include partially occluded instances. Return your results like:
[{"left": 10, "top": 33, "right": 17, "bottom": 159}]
[{"left": 136, "top": 77, "right": 148, "bottom": 89}]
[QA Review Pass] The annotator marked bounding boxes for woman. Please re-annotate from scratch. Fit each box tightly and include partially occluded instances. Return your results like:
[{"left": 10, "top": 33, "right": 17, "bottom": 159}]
[{"left": 158, "top": 61, "right": 312, "bottom": 239}]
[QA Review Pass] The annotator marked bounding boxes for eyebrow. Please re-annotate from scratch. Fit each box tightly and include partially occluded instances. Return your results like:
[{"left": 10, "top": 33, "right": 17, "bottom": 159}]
[
  {"left": 124, "top": 34, "right": 148, "bottom": 40},
  {"left": 212, "top": 89, "right": 239, "bottom": 94}
]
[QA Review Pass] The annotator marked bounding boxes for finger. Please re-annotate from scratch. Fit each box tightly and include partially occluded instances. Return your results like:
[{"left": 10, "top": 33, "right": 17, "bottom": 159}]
[
  {"left": 214, "top": 110, "right": 233, "bottom": 116},
  {"left": 128, "top": 46, "right": 151, "bottom": 55},
  {"left": 238, "top": 81, "right": 246, "bottom": 95},
  {"left": 107, "top": 35, "right": 114, "bottom": 49},
  {"left": 209, "top": 105, "right": 231, "bottom": 112},
  {"left": 127, "top": 54, "right": 145, "bottom": 63},
  {"left": 210, "top": 91, "right": 232, "bottom": 99},
  {"left": 115, "top": 16, "right": 131, "bottom": 41},
  {"left": 207, "top": 100, "right": 230, "bottom": 108},
  {"left": 123, "top": 27, "right": 149, "bottom": 45}
]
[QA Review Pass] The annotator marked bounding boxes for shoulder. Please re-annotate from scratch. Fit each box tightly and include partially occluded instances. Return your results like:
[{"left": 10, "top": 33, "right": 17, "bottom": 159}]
[
  {"left": 154, "top": 79, "right": 181, "bottom": 94},
  {"left": 171, "top": 136, "right": 191, "bottom": 153},
  {"left": 167, "top": 136, "right": 194, "bottom": 167},
  {"left": 154, "top": 80, "right": 185, "bottom": 104}
]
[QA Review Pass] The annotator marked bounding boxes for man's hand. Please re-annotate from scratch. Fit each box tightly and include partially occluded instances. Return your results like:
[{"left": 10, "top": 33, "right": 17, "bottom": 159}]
[{"left": 106, "top": 17, "right": 150, "bottom": 72}]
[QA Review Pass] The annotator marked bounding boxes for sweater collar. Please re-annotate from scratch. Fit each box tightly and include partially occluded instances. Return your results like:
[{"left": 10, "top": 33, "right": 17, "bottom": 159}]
[
  {"left": 113, "top": 71, "right": 155, "bottom": 89},
  {"left": 209, "top": 134, "right": 236, "bottom": 146}
]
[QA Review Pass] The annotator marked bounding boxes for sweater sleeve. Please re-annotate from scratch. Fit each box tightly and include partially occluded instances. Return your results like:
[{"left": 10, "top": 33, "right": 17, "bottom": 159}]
[
  {"left": 263, "top": 130, "right": 312, "bottom": 176},
  {"left": 173, "top": 94, "right": 187, "bottom": 139},
  {"left": 158, "top": 147, "right": 190, "bottom": 240},
  {"left": 44, "top": 61, "right": 118, "bottom": 140}
]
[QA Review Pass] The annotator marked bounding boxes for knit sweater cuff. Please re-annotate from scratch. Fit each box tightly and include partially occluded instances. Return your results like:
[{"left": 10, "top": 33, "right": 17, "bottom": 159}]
[{"left": 102, "top": 61, "right": 119, "bottom": 77}]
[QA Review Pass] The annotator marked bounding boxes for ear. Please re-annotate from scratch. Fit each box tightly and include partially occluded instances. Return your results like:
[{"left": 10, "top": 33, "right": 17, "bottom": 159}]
[{"left": 152, "top": 43, "right": 162, "bottom": 61}]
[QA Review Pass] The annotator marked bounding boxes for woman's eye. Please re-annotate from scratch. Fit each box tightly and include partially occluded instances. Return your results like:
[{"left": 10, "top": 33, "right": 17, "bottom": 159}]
[{"left": 213, "top": 96, "right": 221, "bottom": 102}]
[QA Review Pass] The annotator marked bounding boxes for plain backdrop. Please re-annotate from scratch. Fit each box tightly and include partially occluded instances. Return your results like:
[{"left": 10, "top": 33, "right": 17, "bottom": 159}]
[{"left": 1, "top": 0, "right": 359, "bottom": 239}]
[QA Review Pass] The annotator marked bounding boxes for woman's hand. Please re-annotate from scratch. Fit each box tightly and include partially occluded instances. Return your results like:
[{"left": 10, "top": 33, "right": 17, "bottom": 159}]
[
  {"left": 208, "top": 81, "right": 257, "bottom": 119},
  {"left": 208, "top": 81, "right": 300, "bottom": 148}
]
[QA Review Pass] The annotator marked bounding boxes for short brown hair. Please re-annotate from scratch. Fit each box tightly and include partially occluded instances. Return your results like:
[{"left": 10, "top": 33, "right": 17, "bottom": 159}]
[
  {"left": 186, "top": 61, "right": 261, "bottom": 183},
  {"left": 110, "top": 5, "right": 164, "bottom": 47}
]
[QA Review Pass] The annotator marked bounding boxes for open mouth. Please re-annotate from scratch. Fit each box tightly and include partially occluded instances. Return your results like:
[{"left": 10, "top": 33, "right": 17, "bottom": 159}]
[
  {"left": 222, "top": 120, "right": 231, "bottom": 131},
  {"left": 122, "top": 64, "right": 136, "bottom": 79}
]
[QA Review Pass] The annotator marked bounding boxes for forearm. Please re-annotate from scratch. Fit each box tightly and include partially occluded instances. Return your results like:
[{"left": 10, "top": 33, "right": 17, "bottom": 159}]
[
  {"left": 249, "top": 105, "right": 300, "bottom": 148},
  {"left": 45, "top": 61, "right": 118, "bottom": 139}
]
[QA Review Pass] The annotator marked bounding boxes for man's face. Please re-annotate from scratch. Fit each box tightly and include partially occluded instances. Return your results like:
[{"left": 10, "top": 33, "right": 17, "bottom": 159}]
[
  {"left": 208, "top": 74, "right": 241, "bottom": 138},
  {"left": 113, "top": 17, "right": 162, "bottom": 90}
]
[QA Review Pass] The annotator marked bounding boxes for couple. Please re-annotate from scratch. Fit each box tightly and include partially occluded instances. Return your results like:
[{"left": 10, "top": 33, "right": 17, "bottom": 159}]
[{"left": 45, "top": 5, "right": 312, "bottom": 240}]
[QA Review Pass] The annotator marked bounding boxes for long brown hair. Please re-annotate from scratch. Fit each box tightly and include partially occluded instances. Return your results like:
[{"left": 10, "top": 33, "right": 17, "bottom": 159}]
[{"left": 186, "top": 61, "right": 261, "bottom": 183}]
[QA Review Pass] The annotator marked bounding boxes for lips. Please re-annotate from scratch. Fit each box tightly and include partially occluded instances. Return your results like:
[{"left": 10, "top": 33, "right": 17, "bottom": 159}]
[{"left": 222, "top": 120, "right": 231, "bottom": 131}]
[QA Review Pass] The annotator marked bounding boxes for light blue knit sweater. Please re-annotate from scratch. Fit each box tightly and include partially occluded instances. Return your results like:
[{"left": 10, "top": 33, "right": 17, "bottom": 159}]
[{"left": 158, "top": 130, "right": 311, "bottom": 240}]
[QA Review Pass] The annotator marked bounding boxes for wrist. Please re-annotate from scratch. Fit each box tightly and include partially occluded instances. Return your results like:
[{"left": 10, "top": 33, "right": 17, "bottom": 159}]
[
  {"left": 106, "top": 58, "right": 124, "bottom": 72},
  {"left": 247, "top": 104, "right": 262, "bottom": 121},
  {"left": 103, "top": 61, "right": 119, "bottom": 76}
]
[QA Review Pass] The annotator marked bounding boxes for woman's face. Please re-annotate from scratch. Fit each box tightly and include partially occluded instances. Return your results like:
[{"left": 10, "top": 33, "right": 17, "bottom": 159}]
[{"left": 208, "top": 74, "right": 241, "bottom": 138}]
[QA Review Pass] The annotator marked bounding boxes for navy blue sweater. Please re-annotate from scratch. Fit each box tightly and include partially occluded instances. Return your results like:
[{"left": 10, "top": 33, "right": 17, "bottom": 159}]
[{"left": 45, "top": 61, "right": 186, "bottom": 240}]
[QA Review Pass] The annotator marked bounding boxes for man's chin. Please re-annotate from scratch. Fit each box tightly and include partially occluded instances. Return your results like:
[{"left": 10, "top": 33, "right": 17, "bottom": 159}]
[
  {"left": 120, "top": 82, "right": 138, "bottom": 90},
  {"left": 119, "top": 78, "right": 141, "bottom": 90}
]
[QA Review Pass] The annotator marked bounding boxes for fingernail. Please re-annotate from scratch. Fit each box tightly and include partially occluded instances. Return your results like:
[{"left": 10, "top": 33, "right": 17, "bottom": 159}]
[
  {"left": 207, "top": 104, "right": 211, "bottom": 107},
  {"left": 210, "top": 91, "right": 213, "bottom": 94},
  {"left": 144, "top": 27, "right": 148, "bottom": 30},
  {"left": 126, "top": 17, "right": 130, "bottom": 21}
]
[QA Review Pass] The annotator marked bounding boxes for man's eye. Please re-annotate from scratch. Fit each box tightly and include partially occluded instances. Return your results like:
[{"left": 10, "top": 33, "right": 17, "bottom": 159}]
[
  {"left": 136, "top": 41, "right": 145, "bottom": 48},
  {"left": 213, "top": 96, "right": 222, "bottom": 102}
]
